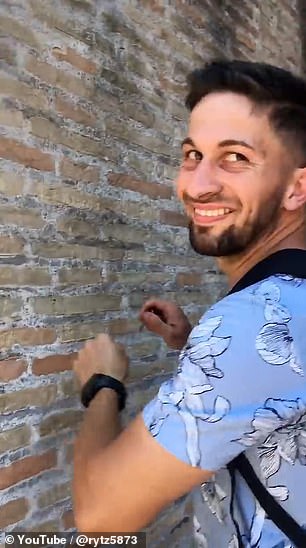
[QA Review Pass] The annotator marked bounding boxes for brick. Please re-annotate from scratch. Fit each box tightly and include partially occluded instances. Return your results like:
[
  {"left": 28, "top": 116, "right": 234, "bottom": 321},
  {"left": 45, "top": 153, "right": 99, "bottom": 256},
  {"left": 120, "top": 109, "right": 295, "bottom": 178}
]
[
  {"left": 108, "top": 272, "right": 173, "bottom": 285},
  {"left": 0, "top": 425, "right": 31, "bottom": 454},
  {"left": 0, "top": 109, "right": 24, "bottom": 128},
  {"left": 20, "top": 179, "right": 114, "bottom": 213},
  {"left": 0, "top": 328, "right": 56, "bottom": 349},
  {"left": 0, "top": 358, "right": 27, "bottom": 382},
  {"left": 0, "top": 74, "right": 48, "bottom": 110},
  {"left": 0, "top": 498, "right": 29, "bottom": 528},
  {"left": 0, "top": 450, "right": 56, "bottom": 489},
  {"left": 62, "top": 509, "right": 74, "bottom": 529},
  {"left": 176, "top": 273, "right": 202, "bottom": 287},
  {"left": 0, "top": 15, "right": 40, "bottom": 49},
  {"left": 0, "top": 170, "right": 25, "bottom": 197},
  {"left": 0, "top": 385, "right": 57, "bottom": 413},
  {"left": 40, "top": 410, "right": 83, "bottom": 437},
  {"left": 103, "top": 224, "right": 152, "bottom": 246},
  {"left": 235, "top": 29, "right": 257, "bottom": 51},
  {"left": 129, "top": 291, "right": 172, "bottom": 308},
  {"left": 0, "top": 235, "right": 25, "bottom": 255},
  {"left": 58, "top": 268, "right": 101, "bottom": 285},
  {"left": 0, "top": 267, "right": 51, "bottom": 287},
  {"left": 60, "top": 158, "right": 100, "bottom": 183},
  {"left": 159, "top": 75, "right": 186, "bottom": 96},
  {"left": 0, "top": 296, "right": 22, "bottom": 320},
  {"left": 31, "top": 294, "right": 121, "bottom": 315},
  {"left": 30, "top": 116, "right": 103, "bottom": 156},
  {"left": 108, "top": 173, "right": 173, "bottom": 200},
  {"left": 60, "top": 375, "right": 79, "bottom": 398},
  {"left": 33, "top": 353, "right": 77, "bottom": 375},
  {"left": 124, "top": 249, "right": 203, "bottom": 268},
  {"left": 38, "top": 481, "right": 71, "bottom": 508},
  {"left": 28, "top": 520, "right": 60, "bottom": 533},
  {"left": 57, "top": 216, "right": 99, "bottom": 238},
  {"left": 104, "top": 117, "right": 172, "bottom": 157},
  {"left": 29, "top": 0, "right": 105, "bottom": 50},
  {"left": 160, "top": 210, "right": 188, "bottom": 227},
  {"left": 55, "top": 96, "right": 96, "bottom": 126},
  {"left": 52, "top": 46, "right": 97, "bottom": 74},
  {"left": 0, "top": 137, "right": 54, "bottom": 171},
  {"left": 58, "top": 318, "right": 140, "bottom": 343},
  {"left": 176, "top": 291, "right": 211, "bottom": 307},
  {"left": 26, "top": 54, "right": 93, "bottom": 99},
  {"left": 120, "top": 200, "right": 160, "bottom": 223},
  {"left": 32, "top": 242, "right": 123, "bottom": 261},
  {"left": 128, "top": 340, "right": 161, "bottom": 359},
  {"left": 125, "top": 384, "right": 159, "bottom": 413},
  {"left": 0, "top": 206, "right": 44, "bottom": 228},
  {"left": 129, "top": 358, "right": 176, "bottom": 382},
  {"left": 0, "top": 42, "right": 16, "bottom": 66}
]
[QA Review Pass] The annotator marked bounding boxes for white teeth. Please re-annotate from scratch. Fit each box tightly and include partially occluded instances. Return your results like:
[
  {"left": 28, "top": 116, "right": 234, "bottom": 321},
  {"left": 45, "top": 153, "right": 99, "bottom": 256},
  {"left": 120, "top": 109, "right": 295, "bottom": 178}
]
[{"left": 195, "top": 208, "right": 231, "bottom": 217}]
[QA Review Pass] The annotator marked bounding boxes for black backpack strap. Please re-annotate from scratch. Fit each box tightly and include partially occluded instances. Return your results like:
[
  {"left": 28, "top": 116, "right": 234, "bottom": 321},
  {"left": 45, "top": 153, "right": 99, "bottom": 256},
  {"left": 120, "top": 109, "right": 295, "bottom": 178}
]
[{"left": 228, "top": 453, "right": 306, "bottom": 548}]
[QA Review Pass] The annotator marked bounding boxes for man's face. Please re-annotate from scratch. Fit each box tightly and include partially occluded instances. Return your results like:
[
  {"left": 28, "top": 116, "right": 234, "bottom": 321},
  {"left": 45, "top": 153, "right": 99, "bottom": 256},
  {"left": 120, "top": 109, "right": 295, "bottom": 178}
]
[{"left": 176, "top": 92, "right": 291, "bottom": 257}]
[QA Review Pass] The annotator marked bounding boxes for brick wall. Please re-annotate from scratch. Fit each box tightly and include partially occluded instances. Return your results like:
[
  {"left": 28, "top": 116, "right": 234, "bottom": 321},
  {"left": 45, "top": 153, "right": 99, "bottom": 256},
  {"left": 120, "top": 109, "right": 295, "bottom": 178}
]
[{"left": 0, "top": 0, "right": 303, "bottom": 544}]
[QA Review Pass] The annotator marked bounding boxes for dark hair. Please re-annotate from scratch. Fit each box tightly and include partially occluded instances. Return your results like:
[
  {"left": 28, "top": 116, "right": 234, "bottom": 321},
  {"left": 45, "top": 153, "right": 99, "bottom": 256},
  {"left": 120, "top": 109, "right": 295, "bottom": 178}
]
[{"left": 185, "top": 60, "right": 306, "bottom": 165}]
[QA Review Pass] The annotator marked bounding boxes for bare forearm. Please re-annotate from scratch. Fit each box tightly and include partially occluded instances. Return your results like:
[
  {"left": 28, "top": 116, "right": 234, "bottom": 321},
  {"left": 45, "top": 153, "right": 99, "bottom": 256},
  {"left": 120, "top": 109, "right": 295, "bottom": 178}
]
[{"left": 73, "top": 388, "right": 121, "bottom": 519}]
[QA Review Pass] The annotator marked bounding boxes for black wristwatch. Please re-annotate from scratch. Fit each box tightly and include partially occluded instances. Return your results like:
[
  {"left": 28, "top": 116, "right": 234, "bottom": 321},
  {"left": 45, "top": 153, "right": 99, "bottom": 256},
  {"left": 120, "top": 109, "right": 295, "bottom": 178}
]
[{"left": 81, "top": 373, "right": 127, "bottom": 411}]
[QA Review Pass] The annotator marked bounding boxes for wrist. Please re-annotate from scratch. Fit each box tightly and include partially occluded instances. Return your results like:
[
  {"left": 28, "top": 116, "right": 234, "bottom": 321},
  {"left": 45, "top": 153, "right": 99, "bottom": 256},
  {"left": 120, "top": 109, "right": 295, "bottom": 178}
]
[
  {"left": 88, "top": 386, "right": 118, "bottom": 407},
  {"left": 81, "top": 373, "right": 127, "bottom": 411}
]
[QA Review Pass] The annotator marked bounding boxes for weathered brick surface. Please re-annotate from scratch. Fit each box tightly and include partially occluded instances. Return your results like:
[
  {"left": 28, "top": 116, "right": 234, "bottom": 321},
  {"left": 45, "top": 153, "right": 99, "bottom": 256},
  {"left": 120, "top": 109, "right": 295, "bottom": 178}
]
[
  {"left": 0, "top": 0, "right": 303, "bottom": 541},
  {"left": 0, "top": 328, "right": 56, "bottom": 349},
  {"left": 31, "top": 294, "right": 121, "bottom": 315},
  {"left": 0, "top": 358, "right": 27, "bottom": 382},
  {"left": 0, "top": 450, "right": 56, "bottom": 489},
  {"left": 59, "top": 158, "right": 100, "bottom": 183},
  {"left": 40, "top": 410, "right": 83, "bottom": 437},
  {"left": 0, "top": 498, "right": 29, "bottom": 528},
  {"left": 52, "top": 46, "right": 98, "bottom": 74},
  {"left": 32, "top": 353, "right": 77, "bottom": 376},
  {"left": 0, "top": 385, "right": 57, "bottom": 413},
  {"left": 0, "top": 425, "right": 31, "bottom": 454},
  {"left": 38, "top": 481, "right": 71, "bottom": 508},
  {"left": 0, "top": 267, "right": 51, "bottom": 287},
  {"left": 0, "top": 137, "right": 54, "bottom": 171}
]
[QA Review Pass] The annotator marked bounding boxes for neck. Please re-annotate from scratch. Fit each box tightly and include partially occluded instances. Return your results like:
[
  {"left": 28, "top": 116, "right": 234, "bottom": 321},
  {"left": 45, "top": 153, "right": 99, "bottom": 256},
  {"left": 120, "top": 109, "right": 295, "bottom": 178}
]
[{"left": 217, "top": 215, "right": 306, "bottom": 289}]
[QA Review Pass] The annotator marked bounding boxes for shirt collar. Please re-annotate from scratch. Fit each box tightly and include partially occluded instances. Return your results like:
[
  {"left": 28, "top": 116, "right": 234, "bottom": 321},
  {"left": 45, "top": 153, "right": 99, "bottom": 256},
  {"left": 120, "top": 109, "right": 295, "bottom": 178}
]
[{"left": 228, "top": 249, "right": 306, "bottom": 296}]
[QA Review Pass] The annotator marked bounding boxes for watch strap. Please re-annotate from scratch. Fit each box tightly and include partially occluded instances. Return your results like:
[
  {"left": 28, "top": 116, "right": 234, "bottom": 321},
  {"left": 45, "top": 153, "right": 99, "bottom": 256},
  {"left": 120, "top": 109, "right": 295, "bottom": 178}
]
[{"left": 81, "top": 373, "right": 127, "bottom": 411}]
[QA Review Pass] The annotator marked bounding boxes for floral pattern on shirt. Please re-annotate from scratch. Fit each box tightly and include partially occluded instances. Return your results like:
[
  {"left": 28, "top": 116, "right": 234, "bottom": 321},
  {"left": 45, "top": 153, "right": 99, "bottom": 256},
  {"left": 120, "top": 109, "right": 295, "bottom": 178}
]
[
  {"left": 146, "top": 315, "right": 231, "bottom": 466},
  {"left": 254, "top": 280, "right": 303, "bottom": 376},
  {"left": 235, "top": 397, "right": 306, "bottom": 501}
]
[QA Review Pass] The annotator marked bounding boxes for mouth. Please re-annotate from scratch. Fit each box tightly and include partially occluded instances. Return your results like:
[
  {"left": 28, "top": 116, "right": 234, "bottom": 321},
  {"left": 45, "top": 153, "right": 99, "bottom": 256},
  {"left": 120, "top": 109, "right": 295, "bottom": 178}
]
[{"left": 192, "top": 206, "right": 234, "bottom": 226}]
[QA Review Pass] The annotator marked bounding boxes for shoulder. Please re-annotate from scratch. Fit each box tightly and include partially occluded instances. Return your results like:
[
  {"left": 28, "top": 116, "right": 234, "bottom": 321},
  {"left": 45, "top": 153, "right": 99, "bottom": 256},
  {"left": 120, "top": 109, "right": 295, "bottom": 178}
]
[{"left": 193, "top": 275, "right": 299, "bottom": 335}]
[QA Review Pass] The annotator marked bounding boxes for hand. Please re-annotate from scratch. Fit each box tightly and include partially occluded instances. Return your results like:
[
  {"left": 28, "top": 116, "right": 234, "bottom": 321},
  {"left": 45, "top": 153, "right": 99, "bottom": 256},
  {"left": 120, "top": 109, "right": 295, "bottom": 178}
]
[
  {"left": 139, "top": 299, "right": 192, "bottom": 350},
  {"left": 73, "top": 334, "right": 129, "bottom": 388}
]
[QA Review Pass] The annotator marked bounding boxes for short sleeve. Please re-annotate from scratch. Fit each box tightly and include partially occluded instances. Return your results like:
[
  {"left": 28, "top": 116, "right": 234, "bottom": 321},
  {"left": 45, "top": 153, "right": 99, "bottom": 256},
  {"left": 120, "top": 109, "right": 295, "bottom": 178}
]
[{"left": 142, "top": 280, "right": 305, "bottom": 471}]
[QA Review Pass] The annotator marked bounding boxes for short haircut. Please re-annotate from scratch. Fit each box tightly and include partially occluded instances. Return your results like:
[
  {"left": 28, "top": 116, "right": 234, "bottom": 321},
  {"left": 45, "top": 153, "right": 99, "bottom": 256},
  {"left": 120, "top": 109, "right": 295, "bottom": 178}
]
[{"left": 186, "top": 60, "right": 306, "bottom": 166}]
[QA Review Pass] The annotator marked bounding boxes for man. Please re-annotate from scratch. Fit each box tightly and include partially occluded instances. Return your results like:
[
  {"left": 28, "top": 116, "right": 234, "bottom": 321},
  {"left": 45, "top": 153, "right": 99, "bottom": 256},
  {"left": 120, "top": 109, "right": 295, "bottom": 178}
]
[{"left": 73, "top": 61, "right": 306, "bottom": 547}]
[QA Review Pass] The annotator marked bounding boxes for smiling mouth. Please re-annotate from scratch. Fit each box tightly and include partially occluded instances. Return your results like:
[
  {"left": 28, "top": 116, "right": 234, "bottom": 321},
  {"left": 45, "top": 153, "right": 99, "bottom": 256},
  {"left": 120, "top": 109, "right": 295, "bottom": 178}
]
[{"left": 192, "top": 207, "right": 233, "bottom": 225}]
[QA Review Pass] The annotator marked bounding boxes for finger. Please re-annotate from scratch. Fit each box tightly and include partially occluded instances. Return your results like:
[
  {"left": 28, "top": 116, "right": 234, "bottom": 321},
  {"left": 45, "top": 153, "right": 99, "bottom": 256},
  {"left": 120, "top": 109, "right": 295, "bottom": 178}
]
[{"left": 141, "top": 311, "right": 170, "bottom": 336}]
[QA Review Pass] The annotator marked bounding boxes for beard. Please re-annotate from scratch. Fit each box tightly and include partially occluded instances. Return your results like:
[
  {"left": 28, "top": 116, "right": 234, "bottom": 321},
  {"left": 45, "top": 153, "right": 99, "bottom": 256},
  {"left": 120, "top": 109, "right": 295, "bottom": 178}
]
[{"left": 189, "top": 190, "right": 284, "bottom": 257}]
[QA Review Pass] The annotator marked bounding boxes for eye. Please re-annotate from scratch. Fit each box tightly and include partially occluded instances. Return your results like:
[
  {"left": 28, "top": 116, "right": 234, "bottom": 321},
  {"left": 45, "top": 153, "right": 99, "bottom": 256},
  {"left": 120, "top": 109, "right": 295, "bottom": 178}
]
[
  {"left": 183, "top": 149, "right": 202, "bottom": 161},
  {"left": 224, "top": 152, "right": 248, "bottom": 162}
]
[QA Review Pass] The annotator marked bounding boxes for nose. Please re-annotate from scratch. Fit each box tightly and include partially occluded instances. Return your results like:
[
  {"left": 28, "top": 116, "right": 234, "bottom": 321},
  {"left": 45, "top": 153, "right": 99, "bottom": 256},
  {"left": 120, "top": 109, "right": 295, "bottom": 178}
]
[{"left": 187, "top": 159, "right": 221, "bottom": 200}]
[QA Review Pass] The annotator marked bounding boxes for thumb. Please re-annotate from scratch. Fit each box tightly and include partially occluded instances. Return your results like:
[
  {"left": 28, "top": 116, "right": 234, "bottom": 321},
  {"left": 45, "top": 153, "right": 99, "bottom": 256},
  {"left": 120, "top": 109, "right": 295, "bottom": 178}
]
[{"left": 141, "top": 311, "right": 169, "bottom": 336}]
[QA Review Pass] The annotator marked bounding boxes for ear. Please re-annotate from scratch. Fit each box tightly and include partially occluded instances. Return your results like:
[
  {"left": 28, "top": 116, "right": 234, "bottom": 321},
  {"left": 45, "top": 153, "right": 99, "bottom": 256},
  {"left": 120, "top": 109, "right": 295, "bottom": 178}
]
[{"left": 283, "top": 167, "right": 306, "bottom": 211}]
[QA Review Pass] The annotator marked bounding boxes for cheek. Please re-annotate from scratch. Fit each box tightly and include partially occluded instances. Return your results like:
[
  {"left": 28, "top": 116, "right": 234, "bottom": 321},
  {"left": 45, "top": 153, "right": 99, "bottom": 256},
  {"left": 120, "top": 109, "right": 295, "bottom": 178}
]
[{"left": 175, "top": 171, "right": 185, "bottom": 200}]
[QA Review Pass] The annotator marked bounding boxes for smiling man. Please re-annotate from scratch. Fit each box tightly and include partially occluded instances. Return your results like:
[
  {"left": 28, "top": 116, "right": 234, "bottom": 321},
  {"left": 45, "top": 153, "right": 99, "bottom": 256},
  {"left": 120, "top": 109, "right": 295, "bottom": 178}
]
[{"left": 73, "top": 61, "right": 306, "bottom": 547}]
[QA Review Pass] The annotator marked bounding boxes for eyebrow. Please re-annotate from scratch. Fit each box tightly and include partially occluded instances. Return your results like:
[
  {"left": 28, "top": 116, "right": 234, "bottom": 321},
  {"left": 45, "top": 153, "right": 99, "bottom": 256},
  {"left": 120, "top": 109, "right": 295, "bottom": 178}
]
[{"left": 181, "top": 137, "right": 255, "bottom": 151}]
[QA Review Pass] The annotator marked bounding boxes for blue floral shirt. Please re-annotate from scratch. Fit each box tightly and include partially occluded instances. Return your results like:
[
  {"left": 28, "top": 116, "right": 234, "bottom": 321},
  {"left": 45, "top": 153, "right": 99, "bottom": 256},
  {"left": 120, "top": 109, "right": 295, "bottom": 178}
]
[{"left": 142, "top": 252, "right": 306, "bottom": 548}]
